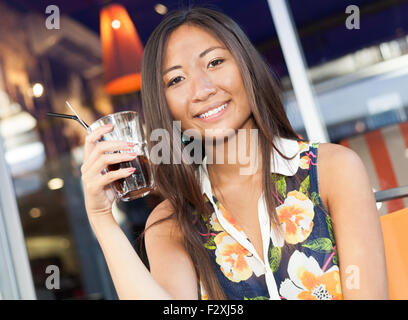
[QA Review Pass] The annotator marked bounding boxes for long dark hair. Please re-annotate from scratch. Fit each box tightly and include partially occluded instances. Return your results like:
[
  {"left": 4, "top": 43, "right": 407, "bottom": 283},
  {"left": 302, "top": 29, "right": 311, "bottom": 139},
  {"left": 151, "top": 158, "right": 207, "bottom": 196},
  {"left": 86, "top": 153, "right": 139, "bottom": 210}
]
[{"left": 141, "top": 7, "right": 302, "bottom": 300}]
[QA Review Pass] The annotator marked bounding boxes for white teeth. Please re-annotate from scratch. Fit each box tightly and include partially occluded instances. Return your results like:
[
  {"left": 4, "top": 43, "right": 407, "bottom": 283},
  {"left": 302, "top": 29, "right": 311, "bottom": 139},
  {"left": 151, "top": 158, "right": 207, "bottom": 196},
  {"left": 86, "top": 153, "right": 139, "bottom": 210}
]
[{"left": 198, "top": 103, "right": 227, "bottom": 119}]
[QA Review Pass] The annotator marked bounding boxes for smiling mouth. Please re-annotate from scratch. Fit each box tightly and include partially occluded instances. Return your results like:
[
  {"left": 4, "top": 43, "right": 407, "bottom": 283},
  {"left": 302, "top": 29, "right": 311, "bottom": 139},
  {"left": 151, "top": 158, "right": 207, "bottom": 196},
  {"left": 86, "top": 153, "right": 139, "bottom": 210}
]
[{"left": 195, "top": 100, "right": 230, "bottom": 119}]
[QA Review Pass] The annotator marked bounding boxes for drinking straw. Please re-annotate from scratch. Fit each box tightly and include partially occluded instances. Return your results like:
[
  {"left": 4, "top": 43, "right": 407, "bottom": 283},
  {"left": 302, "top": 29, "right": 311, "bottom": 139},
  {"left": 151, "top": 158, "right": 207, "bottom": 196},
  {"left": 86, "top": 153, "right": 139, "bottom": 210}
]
[
  {"left": 46, "top": 112, "right": 89, "bottom": 130},
  {"left": 65, "top": 101, "right": 89, "bottom": 130}
]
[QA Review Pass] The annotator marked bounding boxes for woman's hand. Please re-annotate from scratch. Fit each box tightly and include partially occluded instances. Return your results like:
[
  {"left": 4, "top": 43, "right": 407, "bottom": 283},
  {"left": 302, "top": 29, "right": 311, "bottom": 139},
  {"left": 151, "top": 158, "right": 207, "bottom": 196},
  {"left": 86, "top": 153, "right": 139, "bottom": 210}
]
[{"left": 80, "top": 123, "right": 137, "bottom": 221}]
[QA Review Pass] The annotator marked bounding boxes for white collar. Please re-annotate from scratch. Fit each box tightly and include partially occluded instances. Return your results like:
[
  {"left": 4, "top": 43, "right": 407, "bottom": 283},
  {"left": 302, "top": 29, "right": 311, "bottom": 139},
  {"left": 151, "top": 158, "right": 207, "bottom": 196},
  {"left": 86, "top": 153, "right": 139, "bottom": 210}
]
[{"left": 199, "top": 136, "right": 300, "bottom": 197}]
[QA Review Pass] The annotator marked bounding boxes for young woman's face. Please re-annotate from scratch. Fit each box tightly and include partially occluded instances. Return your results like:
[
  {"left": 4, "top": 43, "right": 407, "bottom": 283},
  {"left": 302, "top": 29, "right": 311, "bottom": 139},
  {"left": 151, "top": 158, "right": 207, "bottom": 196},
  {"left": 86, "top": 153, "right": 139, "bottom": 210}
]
[{"left": 162, "top": 24, "right": 252, "bottom": 140}]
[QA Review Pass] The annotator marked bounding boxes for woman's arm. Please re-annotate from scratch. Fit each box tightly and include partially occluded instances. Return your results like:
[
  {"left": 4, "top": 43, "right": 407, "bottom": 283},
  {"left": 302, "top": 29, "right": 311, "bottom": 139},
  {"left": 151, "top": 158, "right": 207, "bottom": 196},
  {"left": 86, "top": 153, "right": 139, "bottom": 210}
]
[
  {"left": 90, "top": 199, "right": 198, "bottom": 300},
  {"left": 144, "top": 199, "right": 199, "bottom": 299},
  {"left": 81, "top": 124, "right": 198, "bottom": 299},
  {"left": 90, "top": 214, "right": 173, "bottom": 299},
  {"left": 318, "top": 143, "right": 388, "bottom": 299}
]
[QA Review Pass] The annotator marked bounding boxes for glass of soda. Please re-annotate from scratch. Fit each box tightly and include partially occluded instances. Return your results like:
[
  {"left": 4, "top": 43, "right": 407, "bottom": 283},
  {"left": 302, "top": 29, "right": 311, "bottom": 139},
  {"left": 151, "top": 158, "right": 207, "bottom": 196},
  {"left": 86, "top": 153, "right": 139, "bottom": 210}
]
[{"left": 88, "top": 111, "right": 155, "bottom": 201}]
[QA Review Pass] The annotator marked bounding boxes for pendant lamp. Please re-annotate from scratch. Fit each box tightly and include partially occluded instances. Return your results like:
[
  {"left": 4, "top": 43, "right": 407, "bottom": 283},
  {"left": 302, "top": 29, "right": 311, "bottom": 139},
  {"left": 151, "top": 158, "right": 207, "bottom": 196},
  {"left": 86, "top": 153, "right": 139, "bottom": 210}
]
[{"left": 100, "top": 3, "right": 143, "bottom": 94}]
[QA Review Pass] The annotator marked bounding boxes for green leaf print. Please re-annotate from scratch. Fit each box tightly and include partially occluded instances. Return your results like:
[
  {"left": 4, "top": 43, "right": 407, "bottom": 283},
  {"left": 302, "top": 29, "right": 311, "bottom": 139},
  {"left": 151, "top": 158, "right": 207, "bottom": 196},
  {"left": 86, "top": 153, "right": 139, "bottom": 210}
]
[
  {"left": 312, "top": 142, "right": 319, "bottom": 149},
  {"left": 310, "top": 191, "right": 320, "bottom": 207},
  {"left": 200, "top": 212, "right": 208, "bottom": 222},
  {"left": 204, "top": 236, "right": 216, "bottom": 250},
  {"left": 325, "top": 214, "right": 335, "bottom": 244},
  {"left": 269, "top": 246, "right": 282, "bottom": 272},
  {"left": 275, "top": 175, "right": 287, "bottom": 198},
  {"left": 332, "top": 253, "right": 338, "bottom": 265},
  {"left": 299, "top": 176, "right": 310, "bottom": 196},
  {"left": 302, "top": 238, "right": 333, "bottom": 253},
  {"left": 244, "top": 296, "right": 269, "bottom": 300}
]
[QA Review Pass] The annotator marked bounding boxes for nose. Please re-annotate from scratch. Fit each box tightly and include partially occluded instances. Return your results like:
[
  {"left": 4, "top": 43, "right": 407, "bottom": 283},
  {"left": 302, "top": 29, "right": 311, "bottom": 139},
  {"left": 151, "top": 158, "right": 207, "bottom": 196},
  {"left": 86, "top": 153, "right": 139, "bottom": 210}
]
[{"left": 191, "top": 71, "right": 216, "bottom": 102}]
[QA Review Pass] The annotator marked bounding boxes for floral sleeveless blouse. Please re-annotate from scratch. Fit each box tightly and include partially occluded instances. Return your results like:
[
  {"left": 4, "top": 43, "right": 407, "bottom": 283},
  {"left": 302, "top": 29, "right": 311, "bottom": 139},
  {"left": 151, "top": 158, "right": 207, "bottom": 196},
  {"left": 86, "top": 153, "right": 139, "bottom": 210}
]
[{"left": 197, "top": 138, "right": 343, "bottom": 300}]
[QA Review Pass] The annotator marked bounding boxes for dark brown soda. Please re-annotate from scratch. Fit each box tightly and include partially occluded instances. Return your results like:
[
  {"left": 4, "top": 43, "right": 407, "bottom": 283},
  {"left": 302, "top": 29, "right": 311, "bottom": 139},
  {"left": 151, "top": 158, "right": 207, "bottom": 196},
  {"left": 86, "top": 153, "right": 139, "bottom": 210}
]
[{"left": 107, "top": 154, "right": 153, "bottom": 200}]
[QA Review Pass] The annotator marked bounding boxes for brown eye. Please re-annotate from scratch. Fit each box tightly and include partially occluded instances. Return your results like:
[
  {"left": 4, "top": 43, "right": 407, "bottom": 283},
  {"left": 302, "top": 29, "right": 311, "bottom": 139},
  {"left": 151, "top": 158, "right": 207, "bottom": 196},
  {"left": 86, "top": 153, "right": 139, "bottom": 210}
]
[
  {"left": 208, "top": 58, "right": 224, "bottom": 68},
  {"left": 167, "top": 76, "right": 184, "bottom": 87}
]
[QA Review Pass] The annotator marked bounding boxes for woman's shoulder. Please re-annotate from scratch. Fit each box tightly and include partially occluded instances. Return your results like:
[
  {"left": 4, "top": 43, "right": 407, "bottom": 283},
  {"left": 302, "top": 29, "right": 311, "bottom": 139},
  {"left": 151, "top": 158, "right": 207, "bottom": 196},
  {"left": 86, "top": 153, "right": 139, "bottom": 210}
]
[
  {"left": 316, "top": 142, "right": 367, "bottom": 211},
  {"left": 145, "top": 199, "right": 181, "bottom": 240},
  {"left": 317, "top": 142, "right": 362, "bottom": 169}
]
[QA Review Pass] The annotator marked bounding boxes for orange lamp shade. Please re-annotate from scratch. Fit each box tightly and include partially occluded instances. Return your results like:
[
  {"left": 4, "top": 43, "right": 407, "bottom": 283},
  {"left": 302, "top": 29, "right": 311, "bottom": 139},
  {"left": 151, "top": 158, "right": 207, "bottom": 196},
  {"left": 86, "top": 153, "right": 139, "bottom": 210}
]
[{"left": 100, "top": 4, "right": 144, "bottom": 95}]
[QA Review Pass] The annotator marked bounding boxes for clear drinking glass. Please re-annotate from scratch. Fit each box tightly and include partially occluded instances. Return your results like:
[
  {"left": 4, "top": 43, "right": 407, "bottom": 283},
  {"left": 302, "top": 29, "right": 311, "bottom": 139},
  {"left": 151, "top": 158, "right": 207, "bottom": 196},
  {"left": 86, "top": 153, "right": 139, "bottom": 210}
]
[{"left": 88, "top": 111, "right": 155, "bottom": 201}]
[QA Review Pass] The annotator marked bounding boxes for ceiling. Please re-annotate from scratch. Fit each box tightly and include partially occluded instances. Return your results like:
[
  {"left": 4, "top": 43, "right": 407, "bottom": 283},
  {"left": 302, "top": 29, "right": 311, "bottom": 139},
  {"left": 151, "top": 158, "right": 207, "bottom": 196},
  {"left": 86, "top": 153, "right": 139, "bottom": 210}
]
[{"left": 8, "top": 0, "right": 408, "bottom": 77}]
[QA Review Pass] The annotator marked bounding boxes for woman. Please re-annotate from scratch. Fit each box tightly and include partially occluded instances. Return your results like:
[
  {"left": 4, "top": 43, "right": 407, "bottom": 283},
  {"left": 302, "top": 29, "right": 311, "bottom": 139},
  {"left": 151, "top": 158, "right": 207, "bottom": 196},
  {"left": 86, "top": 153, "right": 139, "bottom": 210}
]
[{"left": 81, "top": 7, "right": 388, "bottom": 300}]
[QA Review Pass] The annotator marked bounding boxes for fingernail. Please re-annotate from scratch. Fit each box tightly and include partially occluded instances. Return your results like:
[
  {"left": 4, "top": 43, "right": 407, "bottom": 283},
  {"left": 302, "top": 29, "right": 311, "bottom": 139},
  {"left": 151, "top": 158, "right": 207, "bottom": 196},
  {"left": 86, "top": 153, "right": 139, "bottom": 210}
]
[
  {"left": 105, "top": 123, "right": 113, "bottom": 128},
  {"left": 128, "top": 152, "right": 137, "bottom": 157},
  {"left": 127, "top": 142, "right": 134, "bottom": 147},
  {"left": 127, "top": 167, "right": 136, "bottom": 173}
]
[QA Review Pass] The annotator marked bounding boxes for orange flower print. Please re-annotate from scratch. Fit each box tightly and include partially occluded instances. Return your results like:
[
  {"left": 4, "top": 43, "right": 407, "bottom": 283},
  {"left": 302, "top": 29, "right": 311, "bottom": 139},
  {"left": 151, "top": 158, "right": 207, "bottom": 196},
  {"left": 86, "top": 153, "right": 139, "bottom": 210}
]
[
  {"left": 279, "top": 250, "right": 343, "bottom": 300},
  {"left": 300, "top": 155, "right": 311, "bottom": 170},
  {"left": 214, "top": 232, "right": 253, "bottom": 282},
  {"left": 276, "top": 190, "right": 315, "bottom": 244},
  {"left": 297, "top": 140, "right": 310, "bottom": 153},
  {"left": 217, "top": 202, "right": 243, "bottom": 232}
]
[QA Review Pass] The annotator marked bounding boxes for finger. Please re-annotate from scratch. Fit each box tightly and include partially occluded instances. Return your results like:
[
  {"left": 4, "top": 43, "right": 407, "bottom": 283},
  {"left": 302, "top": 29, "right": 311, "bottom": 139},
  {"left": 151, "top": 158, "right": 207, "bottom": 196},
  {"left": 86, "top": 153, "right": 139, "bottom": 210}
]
[
  {"left": 86, "top": 152, "right": 138, "bottom": 178},
  {"left": 84, "top": 124, "right": 114, "bottom": 161},
  {"left": 95, "top": 167, "right": 136, "bottom": 192},
  {"left": 82, "top": 140, "right": 134, "bottom": 173}
]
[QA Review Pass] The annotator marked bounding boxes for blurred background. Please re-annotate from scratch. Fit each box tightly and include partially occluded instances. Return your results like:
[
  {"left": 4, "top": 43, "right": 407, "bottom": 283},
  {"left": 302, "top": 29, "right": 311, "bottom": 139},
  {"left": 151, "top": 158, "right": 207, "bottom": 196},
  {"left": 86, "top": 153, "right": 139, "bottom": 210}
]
[{"left": 0, "top": 0, "right": 407, "bottom": 300}]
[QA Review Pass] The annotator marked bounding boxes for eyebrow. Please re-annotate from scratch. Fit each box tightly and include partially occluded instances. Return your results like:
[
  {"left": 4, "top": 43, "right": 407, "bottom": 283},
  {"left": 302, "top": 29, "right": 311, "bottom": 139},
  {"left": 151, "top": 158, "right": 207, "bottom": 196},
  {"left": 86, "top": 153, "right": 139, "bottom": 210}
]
[{"left": 162, "top": 46, "right": 226, "bottom": 76}]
